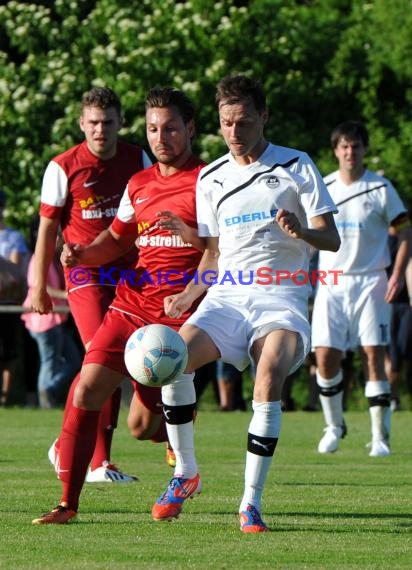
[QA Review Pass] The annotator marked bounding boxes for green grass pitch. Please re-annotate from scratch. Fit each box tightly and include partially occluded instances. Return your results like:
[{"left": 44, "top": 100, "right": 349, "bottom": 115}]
[{"left": 1, "top": 407, "right": 411, "bottom": 569}]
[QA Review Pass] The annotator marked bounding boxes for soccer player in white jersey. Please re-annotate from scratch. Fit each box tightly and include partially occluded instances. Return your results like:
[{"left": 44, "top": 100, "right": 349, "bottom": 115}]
[
  {"left": 312, "top": 120, "right": 411, "bottom": 457},
  {"left": 151, "top": 74, "right": 340, "bottom": 532}
]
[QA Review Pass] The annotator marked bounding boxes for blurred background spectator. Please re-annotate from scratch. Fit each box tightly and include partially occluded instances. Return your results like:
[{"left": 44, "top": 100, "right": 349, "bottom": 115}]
[
  {"left": 21, "top": 216, "right": 82, "bottom": 408},
  {"left": 0, "top": 190, "right": 29, "bottom": 406}
]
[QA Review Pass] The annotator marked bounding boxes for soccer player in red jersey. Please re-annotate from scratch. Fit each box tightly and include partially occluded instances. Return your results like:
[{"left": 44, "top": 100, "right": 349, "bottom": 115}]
[
  {"left": 31, "top": 87, "right": 151, "bottom": 483},
  {"left": 32, "top": 86, "right": 205, "bottom": 524}
]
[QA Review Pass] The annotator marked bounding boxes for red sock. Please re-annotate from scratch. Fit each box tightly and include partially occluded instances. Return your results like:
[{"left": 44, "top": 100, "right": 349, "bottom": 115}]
[
  {"left": 59, "top": 406, "right": 100, "bottom": 512},
  {"left": 54, "top": 372, "right": 81, "bottom": 452},
  {"left": 90, "top": 387, "right": 122, "bottom": 470}
]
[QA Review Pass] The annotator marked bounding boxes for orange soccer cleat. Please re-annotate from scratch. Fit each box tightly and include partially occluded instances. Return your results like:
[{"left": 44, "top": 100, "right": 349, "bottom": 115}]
[
  {"left": 152, "top": 473, "right": 201, "bottom": 521},
  {"left": 32, "top": 504, "right": 77, "bottom": 525}
]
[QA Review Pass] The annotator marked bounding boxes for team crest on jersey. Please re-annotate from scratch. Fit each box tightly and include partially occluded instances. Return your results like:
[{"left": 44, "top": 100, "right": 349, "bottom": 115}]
[
  {"left": 363, "top": 200, "right": 372, "bottom": 211},
  {"left": 262, "top": 176, "right": 280, "bottom": 189}
]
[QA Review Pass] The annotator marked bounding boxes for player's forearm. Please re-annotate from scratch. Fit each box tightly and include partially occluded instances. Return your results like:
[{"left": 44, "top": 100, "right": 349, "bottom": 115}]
[
  {"left": 183, "top": 247, "right": 219, "bottom": 300},
  {"left": 184, "top": 231, "right": 206, "bottom": 252},
  {"left": 177, "top": 223, "right": 206, "bottom": 252},
  {"left": 391, "top": 230, "right": 411, "bottom": 280},
  {"left": 299, "top": 226, "right": 341, "bottom": 252},
  {"left": 76, "top": 229, "right": 135, "bottom": 266},
  {"left": 277, "top": 210, "right": 340, "bottom": 252},
  {"left": 33, "top": 237, "right": 56, "bottom": 291},
  {"left": 32, "top": 217, "right": 60, "bottom": 292}
]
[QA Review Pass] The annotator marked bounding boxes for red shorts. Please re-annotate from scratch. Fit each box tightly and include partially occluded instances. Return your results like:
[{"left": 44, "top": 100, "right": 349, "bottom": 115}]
[
  {"left": 68, "top": 285, "right": 116, "bottom": 346},
  {"left": 83, "top": 308, "right": 163, "bottom": 414}
]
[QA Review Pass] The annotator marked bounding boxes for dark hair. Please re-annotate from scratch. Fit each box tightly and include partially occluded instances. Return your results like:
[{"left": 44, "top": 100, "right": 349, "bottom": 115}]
[
  {"left": 216, "top": 75, "right": 266, "bottom": 114},
  {"left": 81, "top": 87, "right": 122, "bottom": 119},
  {"left": 330, "top": 120, "right": 369, "bottom": 149},
  {"left": 145, "top": 87, "right": 195, "bottom": 124}
]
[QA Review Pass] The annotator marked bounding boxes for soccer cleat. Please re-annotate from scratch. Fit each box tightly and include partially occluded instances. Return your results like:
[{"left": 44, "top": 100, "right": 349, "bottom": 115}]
[
  {"left": 48, "top": 438, "right": 60, "bottom": 477},
  {"left": 368, "top": 439, "right": 391, "bottom": 457},
  {"left": 318, "top": 422, "right": 347, "bottom": 453},
  {"left": 165, "top": 442, "right": 176, "bottom": 468},
  {"left": 152, "top": 473, "right": 202, "bottom": 521},
  {"left": 85, "top": 461, "right": 138, "bottom": 483},
  {"left": 239, "top": 504, "right": 269, "bottom": 533},
  {"left": 32, "top": 504, "right": 77, "bottom": 525}
]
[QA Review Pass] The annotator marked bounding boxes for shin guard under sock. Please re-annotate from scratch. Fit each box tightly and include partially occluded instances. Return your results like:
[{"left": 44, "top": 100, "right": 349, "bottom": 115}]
[{"left": 59, "top": 407, "right": 100, "bottom": 511}]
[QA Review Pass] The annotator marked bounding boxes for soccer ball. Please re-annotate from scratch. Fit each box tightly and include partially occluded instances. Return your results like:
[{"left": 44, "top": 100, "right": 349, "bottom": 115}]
[{"left": 124, "top": 324, "right": 188, "bottom": 387}]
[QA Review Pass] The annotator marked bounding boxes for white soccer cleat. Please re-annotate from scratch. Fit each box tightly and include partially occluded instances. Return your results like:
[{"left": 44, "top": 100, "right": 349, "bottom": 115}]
[
  {"left": 368, "top": 440, "right": 391, "bottom": 457},
  {"left": 85, "top": 461, "right": 138, "bottom": 483},
  {"left": 318, "top": 423, "right": 347, "bottom": 453},
  {"left": 48, "top": 438, "right": 60, "bottom": 477}
]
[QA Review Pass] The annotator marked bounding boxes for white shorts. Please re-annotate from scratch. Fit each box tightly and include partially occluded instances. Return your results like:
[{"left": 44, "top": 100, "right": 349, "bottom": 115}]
[
  {"left": 311, "top": 271, "right": 390, "bottom": 351},
  {"left": 184, "top": 285, "right": 310, "bottom": 373}
]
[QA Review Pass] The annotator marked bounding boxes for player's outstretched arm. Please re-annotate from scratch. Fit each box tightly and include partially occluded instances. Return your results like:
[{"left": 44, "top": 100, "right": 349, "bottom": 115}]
[
  {"left": 32, "top": 216, "right": 60, "bottom": 314},
  {"left": 385, "top": 218, "right": 411, "bottom": 303},
  {"left": 61, "top": 228, "right": 136, "bottom": 268},
  {"left": 276, "top": 209, "right": 340, "bottom": 252}
]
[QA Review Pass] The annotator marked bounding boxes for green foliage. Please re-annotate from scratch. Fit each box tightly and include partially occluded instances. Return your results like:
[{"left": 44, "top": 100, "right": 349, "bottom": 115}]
[
  {"left": 1, "top": 0, "right": 412, "bottom": 233},
  {"left": 322, "top": 0, "right": 412, "bottom": 204}
]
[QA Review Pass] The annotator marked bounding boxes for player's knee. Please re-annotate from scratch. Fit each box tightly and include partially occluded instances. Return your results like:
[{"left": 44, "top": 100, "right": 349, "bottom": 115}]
[
  {"left": 128, "top": 414, "right": 161, "bottom": 441},
  {"left": 73, "top": 382, "right": 103, "bottom": 410},
  {"left": 127, "top": 415, "right": 146, "bottom": 440},
  {"left": 129, "top": 425, "right": 148, "bottom": 440},
  {"left": 128, "top": 419, "right": 152, "bottom": 440},
  {"left": 315, "top": 355, "right": 341, "bottom": 378}
]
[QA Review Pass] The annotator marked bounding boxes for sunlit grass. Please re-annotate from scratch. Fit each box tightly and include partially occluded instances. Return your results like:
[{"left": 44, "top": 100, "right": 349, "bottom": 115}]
[{"left": 1, "top": 407, "right": 411, "bottom": 569}]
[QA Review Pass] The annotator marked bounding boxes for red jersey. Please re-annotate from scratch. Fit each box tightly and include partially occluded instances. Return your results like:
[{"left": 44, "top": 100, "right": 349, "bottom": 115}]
[
  {"left": 39, "top": 139, "right": 149, "bottom": 290},
  {"left": 110, "top": 155, "right": 205, "bottom": 326}
]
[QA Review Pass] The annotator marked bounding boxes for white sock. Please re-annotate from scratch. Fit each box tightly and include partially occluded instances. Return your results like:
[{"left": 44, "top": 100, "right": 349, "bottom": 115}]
[
  {"left": 365, "top": 380, "right": 391, "bottom": 442},
  {"left": 317, "top": 370, "right": 344, "bottom": 427},
  {"left": 161, "top": 373, "right": 197, "bottom": 478},
  {"left": 364, "top": 380, "right": 391, "bottom": 398},
  {"left": 239, "top": 400, "right": 281, "bottom": 513}
]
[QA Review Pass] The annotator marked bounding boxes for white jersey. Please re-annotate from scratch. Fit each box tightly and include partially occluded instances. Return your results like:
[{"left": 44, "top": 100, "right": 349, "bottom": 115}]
[
  {"left": 196, "top": 143, "right": 337, "bottom": 288},
  {"left": 318, "top": 169, "right": 406, "bottom": 274}
]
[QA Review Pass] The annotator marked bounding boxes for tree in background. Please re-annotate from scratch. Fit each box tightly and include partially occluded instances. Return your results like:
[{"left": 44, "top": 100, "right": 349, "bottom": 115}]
[
  {"left": 0, "top": 0, "right": 411, "bottom": 234},
  {"left": 317, "top": 0, "right": 412, "bottom": 199}
]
